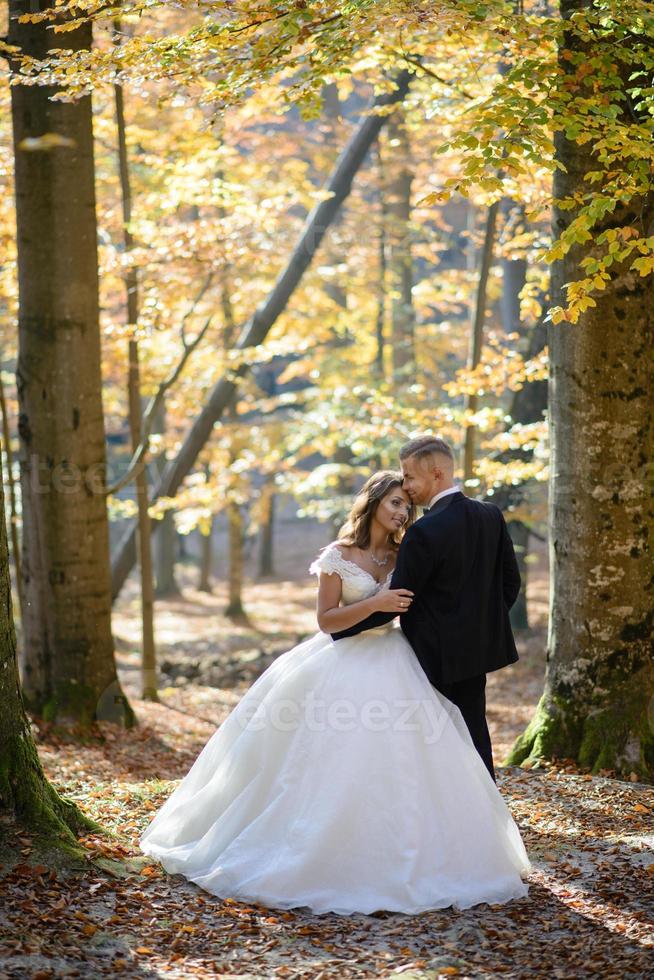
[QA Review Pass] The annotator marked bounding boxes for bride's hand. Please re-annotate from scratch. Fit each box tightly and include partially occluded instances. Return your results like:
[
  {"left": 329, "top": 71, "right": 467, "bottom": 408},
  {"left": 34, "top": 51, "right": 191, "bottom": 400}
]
[{"left": 372, "top": 589, "right": 414, "bottom": 613}]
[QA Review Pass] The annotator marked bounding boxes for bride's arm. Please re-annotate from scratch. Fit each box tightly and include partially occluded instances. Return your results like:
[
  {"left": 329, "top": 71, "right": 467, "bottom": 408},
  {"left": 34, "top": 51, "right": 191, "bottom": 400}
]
[{"left": 316, "top": 572, "right": 413, "bottom": 633}]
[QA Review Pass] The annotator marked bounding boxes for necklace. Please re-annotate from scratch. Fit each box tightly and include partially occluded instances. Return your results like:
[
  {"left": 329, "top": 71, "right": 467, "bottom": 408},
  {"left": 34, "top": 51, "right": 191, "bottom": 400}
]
[{"left": 369, "top": 548, "right": 390, "bottom": 568}]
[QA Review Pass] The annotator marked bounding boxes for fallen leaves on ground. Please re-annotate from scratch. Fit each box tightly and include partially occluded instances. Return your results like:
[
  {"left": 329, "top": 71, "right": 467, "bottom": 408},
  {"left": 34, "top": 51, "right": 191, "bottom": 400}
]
[
  {"left": 1, "top": 571, "right": 652, "bottom": 978},
  {"left": 2, "top": 703, "right": 652, "bottom": 979}
]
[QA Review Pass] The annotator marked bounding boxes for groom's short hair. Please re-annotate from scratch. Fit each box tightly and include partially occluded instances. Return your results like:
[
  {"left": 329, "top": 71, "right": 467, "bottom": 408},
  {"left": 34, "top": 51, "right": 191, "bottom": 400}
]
[{"left": 399, "top": 436, "right": 454, "bottom": 465}]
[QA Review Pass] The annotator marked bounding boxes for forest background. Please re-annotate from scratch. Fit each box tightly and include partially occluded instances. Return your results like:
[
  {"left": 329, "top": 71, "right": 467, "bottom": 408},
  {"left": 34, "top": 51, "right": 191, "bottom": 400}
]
[{"left": 0, "top": 1, "right": 653, "bottom": 977}]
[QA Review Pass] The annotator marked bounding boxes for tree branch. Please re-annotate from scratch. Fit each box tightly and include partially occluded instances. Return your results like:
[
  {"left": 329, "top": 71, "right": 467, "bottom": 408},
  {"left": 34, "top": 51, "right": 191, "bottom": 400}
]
[
  {"left": 110, "top": 67, "right": 414, "bottom": 599},
  {"left": 106, "top": 274, "right": 214, "bottom": 496}
]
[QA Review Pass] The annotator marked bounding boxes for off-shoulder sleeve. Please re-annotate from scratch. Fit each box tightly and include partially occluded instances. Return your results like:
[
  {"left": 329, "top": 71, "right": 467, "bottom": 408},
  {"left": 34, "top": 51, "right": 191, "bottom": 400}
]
[{"left": 309, "top": 544, "right": 349, "bottom": 579}]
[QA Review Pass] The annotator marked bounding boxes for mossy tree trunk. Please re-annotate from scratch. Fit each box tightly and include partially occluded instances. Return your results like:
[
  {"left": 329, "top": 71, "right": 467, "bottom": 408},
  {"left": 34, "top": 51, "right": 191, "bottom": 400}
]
[
  {"left": 508, "top": 1, "right": 654, "bottom": 779},
  {"left": 9, "top": 2, "right": 133, "bottom": 727},
  {"left": 0, "top": 462, "right": 92, "bottom": 848}
]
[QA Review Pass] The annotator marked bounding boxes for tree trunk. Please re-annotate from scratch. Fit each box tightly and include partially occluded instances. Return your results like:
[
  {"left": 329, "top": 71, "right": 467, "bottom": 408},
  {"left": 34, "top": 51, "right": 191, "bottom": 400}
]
[
  {"left": 114, "top": 55, "right": 157, "bottom": 702},
  {"left": 9, "top": 2, "right": 133, "bottom": 726},
  {"left": 500, "top": 202, "right": 534, "bottom": 629},
  {"left": 463, "top": 200, "right": 499, "bottom": 489},
  {"left": 385, "top": 107, "right": 415, "bottom": 383},
  {"left": 319, "top": 82, "right": 348, "bottom": 311},
  {"left": 508, "top": 2, "right": 654, "bottom": 778},
  {"left": 0, "top": 455, "right": 93, "bottom": 849},
  {"left": 258, "top": 482, "right": 275, "bottom": 578},
  {"left": 225, "top": 500, "right": 245, "bottom": 620},
  {"left": 374, "top": 143, "right": 388, "bottom": 380},
  {"left": 127, "top": 342, "right": 157, "bottom": 702},
  {"left": 151, "top": 399, "right": 179, "bottom": 597},
  {"left": 0, "top": 372, "right": 23, "bottom": 620},
  {"left": 489, "top": 311, "right": 548, "bottom": 630},
  {"left": 507, "top": 522, "right": 530, "bottom": 630},
  {"left": 110, "top": 69, "right": 413, "bottom": 600},
  {"left": 198, "top": 519, "right": 214, "bottom": 593},
  {"left": 155, "top": 510, "right": 179, "bottom": 597}
]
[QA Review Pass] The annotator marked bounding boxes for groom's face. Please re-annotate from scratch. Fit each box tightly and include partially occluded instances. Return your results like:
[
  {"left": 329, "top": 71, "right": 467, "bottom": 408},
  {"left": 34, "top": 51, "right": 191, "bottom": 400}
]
[{"left": 400, "top": 455, "right": 439, "bottom": 506}]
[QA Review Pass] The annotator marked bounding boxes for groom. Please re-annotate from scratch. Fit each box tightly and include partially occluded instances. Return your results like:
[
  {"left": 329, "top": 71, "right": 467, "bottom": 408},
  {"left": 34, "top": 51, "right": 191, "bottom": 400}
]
[{"left": 332, "top": 435, "right": 522, "bottom": 781}]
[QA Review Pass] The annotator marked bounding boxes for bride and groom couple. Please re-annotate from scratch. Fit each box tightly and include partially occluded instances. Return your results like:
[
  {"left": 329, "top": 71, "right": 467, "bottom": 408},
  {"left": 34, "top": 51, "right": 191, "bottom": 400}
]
[{"left": 141, "top": 435, "right": 531, "bottom": 915}]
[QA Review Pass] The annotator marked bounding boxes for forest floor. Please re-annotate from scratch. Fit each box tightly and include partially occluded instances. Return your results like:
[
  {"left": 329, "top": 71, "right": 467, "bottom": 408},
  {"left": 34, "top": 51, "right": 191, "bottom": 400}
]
[{"left": 1, "top": 552, "right": 653, "bottom": 979}]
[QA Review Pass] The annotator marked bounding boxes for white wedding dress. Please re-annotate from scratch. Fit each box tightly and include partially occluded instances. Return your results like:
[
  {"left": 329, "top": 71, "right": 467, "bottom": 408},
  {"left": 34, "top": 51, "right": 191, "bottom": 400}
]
[{"left": 140, "top": 543, "right": 531, "bottom": 915}]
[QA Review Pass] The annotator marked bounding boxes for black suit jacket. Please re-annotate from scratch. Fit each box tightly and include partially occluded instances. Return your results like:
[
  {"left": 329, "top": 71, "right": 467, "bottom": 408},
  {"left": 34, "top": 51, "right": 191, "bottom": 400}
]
[{"left": 332, "top": 491, "right": 521, "bottom": 686}]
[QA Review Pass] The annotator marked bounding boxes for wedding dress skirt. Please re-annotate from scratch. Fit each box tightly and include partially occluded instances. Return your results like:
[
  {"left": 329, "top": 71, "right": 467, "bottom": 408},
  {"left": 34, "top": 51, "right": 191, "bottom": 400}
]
[{"left": 141, "top": 544, "right": 530, "bottom": 915}]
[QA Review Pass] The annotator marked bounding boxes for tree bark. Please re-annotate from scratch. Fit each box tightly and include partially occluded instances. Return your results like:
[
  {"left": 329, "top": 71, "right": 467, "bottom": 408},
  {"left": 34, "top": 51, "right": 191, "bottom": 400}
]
[
  {"left": 0, "top": 454, "right": 93, "bottom": 848},
  {"left": 258, "top": 483, "right": 275, "bottom": 578},
  {"left": 198, "top": 519, "right": 214, "bottom": 593},
  {"left": 127, "top": 342, "right": 157, "bottom": 702},
  {"left": 489, "top": 310, "right": 548, "bottom": 629},
  {"left": 154, "top": 508, "right": 179, "bottom": 597},
  {"left": 110, "top": 69, "right": 413, "bottom": 600},
  {"left": 9, "top": 1, "right": 133, "bottom": 726},
  {"left": 499, "top": 203, "right": 535, "bottom": 629},
  {"left": 151, "top": 399, "right": 180, "bottom": 597},
  {"left": 508, "top": 1, "right": 654, "bottom": 778},
  {"left": 385, "top": 107, "right": 415, "bottom": 383},
  {"left": 225, "top": 499, "right": 246, "bottom": 620},
  {"left": 114, "top": 59, "right": 158, "bottom": 702},
  {"left": 463, "top": 200, "right": 499, "bottom": 489},
  {"left": 318, "top": 82, "right": 348, "bottom": 311},
  {"left": 374, "top": 143, "right": 388, "bottom": 380},
  {"left": 0, "top": 372, "right": 23, "bottom": 620}
]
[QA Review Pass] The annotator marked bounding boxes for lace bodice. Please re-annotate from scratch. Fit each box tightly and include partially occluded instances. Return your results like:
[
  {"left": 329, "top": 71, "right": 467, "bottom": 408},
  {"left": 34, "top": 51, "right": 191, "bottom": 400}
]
[{"left": 309, "top": 543, "right": 393, "bottom": 605}]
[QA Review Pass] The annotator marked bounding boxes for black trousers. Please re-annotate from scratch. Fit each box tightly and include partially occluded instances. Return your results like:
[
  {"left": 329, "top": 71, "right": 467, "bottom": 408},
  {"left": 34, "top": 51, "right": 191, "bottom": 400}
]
[{"left": 437, "top": 674, "right": 495, "bottom": 782}]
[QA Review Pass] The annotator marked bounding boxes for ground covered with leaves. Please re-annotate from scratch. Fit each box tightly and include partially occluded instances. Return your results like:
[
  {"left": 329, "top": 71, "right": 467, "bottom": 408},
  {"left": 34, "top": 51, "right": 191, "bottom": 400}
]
[{"left": 1, "top": 568, "right": 653, "bottom": 978}]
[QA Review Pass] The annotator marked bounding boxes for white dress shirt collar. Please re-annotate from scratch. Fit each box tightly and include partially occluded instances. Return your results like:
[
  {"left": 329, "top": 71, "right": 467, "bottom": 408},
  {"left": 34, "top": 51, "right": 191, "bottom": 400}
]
[{"left": 426, "top": 485, "right": 461, "bottom": 510}]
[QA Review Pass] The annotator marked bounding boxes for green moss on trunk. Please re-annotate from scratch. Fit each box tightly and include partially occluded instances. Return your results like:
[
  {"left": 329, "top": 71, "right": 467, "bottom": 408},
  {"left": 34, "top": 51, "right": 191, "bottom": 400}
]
[
  {"left": 506, "top": 684, "right": 654, "bottom": 781},
  {"left": 38, "top": 680, "right": 136, "bottom": 728},
  {"left": 0, "top": 454, "right": 99, "bottom": 858},
  {"left": 0, "top": 733, "right": 98, "bottom": 856}
]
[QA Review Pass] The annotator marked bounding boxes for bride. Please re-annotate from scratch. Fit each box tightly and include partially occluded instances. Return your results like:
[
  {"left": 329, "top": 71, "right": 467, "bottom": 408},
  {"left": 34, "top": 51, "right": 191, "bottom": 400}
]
[{"left": 140, "top": 471, "right": 531, "bottom": 915}]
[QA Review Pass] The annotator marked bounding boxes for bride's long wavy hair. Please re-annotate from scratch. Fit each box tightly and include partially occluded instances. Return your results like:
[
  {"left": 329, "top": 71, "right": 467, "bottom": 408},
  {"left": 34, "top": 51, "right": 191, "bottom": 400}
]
[{"left": 337, "top": 471, "right": 415, "bottom": 550}]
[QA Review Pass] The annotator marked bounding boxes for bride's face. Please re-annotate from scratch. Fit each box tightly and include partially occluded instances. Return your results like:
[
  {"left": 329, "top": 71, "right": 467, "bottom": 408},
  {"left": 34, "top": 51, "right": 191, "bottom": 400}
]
[{"left": 373, "top": 486, "right": 411, "bottom": 536}]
